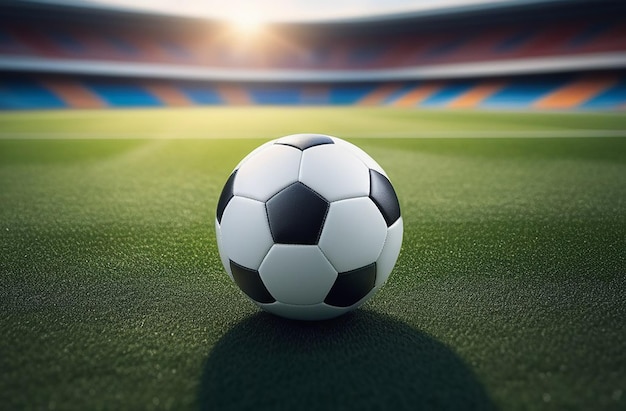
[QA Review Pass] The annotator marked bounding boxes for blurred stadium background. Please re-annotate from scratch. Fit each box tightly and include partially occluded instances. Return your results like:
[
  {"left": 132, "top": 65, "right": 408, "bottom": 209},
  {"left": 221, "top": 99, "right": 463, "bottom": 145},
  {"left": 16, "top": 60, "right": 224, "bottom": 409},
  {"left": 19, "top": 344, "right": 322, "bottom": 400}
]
[{"left": 1, "top": 0, "right": 625, "bottom": 111}]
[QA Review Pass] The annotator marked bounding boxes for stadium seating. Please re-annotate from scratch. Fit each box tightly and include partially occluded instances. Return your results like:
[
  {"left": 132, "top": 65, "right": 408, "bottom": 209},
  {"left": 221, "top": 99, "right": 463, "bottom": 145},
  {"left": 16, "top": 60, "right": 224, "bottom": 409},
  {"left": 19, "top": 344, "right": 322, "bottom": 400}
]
[
  {"left": 1, "top": 17, "right": 625, "bottom": 70},
  {"left": 2, "top": 73, "right": 625, "bottom": 110},
  {"left": 0, "top": 1, "right": 625, "bottom": 110}
]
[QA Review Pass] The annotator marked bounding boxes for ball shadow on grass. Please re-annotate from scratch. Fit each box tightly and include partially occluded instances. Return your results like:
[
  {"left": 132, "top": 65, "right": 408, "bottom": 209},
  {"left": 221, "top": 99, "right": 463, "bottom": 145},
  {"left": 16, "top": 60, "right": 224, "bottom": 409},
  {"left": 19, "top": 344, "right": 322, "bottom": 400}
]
[{"left": 199, "top": 310, "right": 495, "bottom": 411}]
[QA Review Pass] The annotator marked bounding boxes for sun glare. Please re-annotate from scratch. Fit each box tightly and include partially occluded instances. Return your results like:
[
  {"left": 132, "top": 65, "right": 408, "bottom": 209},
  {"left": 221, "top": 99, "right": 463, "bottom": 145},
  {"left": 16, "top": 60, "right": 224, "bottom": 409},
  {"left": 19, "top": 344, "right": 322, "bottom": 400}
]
[{"left": 229, "top": 11, "right": 265, "bottom": 36}]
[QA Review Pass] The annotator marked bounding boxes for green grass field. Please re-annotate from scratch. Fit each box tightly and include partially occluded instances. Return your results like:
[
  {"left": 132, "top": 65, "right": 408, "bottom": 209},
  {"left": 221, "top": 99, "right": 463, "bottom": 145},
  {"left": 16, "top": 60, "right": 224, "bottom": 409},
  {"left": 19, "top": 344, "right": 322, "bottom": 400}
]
[{"left": 1, "top": 108, "right": 625, "bottom": 410}]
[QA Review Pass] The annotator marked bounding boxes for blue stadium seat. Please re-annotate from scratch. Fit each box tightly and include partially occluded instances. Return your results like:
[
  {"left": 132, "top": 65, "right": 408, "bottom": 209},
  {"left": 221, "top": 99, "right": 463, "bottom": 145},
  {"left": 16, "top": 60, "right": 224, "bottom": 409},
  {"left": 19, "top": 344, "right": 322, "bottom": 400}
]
[
  {"left": 87, "top": 82, "right": 162, "bottom": 107},
  {"left": 248, "top": 85, "right": 302, "bottom": 105},
  {"left": 0, "top": 79, "right": 66, "bottom": 109},
  {"left": 179, "top": 85, "right": 223, "bottom": 105},
  {"left": 581, "top": 81, "right": 626, "bottom": 109},
  {"left": 382, "top": 83, "right": 417, "bottom": 105},
  {"left": 421, "top": 82, "right": 475, "bottom": 107},
  {"left": 481, "top": 77, "right": 569, "bottom": 108},
  {"left": 329, "top": 84, "right": 377, "bottom": 105}
]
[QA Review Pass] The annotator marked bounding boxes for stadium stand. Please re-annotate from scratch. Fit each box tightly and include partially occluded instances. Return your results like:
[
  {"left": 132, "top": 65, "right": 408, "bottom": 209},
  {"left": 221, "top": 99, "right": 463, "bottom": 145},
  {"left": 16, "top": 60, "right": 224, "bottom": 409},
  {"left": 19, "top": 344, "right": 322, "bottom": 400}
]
[{"left": 0, "top": 0, "right": 625, "bottom": 110}]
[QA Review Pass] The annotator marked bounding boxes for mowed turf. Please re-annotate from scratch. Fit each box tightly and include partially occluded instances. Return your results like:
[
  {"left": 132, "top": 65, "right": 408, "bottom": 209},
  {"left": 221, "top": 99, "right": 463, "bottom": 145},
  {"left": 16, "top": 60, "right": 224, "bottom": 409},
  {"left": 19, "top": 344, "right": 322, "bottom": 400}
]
[{"left": 0, "top": 108, "right": 625, "bottom": 410}]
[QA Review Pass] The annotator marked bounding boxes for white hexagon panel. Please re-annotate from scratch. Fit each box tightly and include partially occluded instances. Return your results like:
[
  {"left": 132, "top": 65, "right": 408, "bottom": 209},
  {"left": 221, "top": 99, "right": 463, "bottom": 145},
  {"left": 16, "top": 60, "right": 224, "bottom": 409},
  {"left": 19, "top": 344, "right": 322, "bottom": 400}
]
[
  {"left": 259, "top": 245, "right": 337, "bottom": 305},
  {"left": 318, "top": 197, "right": 388, "bottom": 273},
  {"left": 233, "top": 144, "right": 301, "bottom": 201},
  {"left": 299, "top": 143, "right": 370, "bottom": 202},
  {"left": 218, "top": 196, "right": 274, "bottom": 271}
]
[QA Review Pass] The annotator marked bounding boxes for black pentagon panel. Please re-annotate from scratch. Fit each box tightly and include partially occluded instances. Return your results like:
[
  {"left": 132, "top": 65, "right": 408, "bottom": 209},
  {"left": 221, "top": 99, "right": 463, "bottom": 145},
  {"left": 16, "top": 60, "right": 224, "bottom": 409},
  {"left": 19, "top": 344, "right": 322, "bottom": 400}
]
[
  {"left": 230, "top": 260, "right": 275, "bottom": 304},
  {"left": 266, "top": 182, "right": 329, "bottom": 244},
  {"left": 325, "top": 263, "right": 376, "bottom": 308},
  {"left": 369, "top": 169, "right": 401, "bottom": 227},
  {"left": 216, "top": 170, "right": 237, "bottom": 224},
  {"left": 275, "top": 134, "right": 334, "bottom": 151}
]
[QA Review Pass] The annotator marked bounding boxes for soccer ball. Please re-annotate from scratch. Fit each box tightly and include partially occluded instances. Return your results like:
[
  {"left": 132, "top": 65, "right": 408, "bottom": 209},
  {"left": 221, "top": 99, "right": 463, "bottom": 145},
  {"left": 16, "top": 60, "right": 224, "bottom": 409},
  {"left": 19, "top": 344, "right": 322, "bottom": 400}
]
[{"left": 215, "top": 134, "right": 403, "bottom": 320}]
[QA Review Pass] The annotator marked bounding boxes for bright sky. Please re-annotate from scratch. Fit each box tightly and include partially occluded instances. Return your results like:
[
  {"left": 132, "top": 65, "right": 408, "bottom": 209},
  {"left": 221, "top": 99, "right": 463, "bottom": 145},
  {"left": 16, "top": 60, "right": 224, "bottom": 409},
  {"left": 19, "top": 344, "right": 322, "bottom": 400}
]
[{"left": 39, "top": 0, "right": 526, "bottom": 23}]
